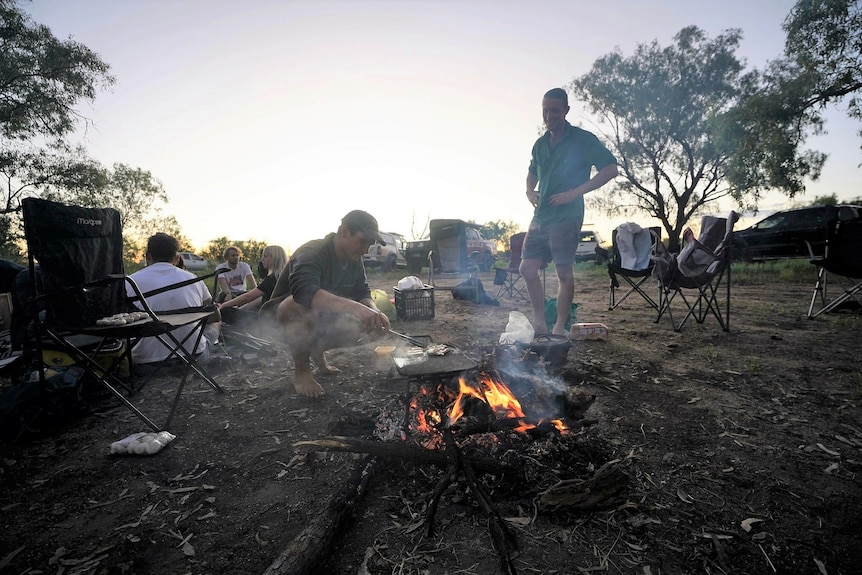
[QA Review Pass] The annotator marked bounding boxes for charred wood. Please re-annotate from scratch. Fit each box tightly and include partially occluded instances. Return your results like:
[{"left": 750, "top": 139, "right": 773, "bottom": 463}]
[
  {"left": 294, "top": 436, "right": 514, "bottom": 475},
  {"left": 537, "top": 458, "right": 629, "bottom": 513},
  {"left": 263, "top": 455, "right": 382, "bottom": 575}
]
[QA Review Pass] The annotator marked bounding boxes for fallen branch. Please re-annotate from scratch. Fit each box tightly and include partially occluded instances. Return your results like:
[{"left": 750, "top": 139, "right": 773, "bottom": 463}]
[
  {"left": 263, "top": 455, "right": 382, "bottom": 575},
  {"left": 293, "top": 436, "right": 514, "bottom": 475}
]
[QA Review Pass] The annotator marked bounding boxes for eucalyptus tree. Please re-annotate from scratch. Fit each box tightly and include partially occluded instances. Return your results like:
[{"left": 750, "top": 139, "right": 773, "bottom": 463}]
[{"left": 570, "top": 26, "right": 761, "bottom": 251}]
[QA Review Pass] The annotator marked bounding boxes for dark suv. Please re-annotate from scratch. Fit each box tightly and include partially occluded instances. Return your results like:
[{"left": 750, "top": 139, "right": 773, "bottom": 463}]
[{"left": 733, "top": 205, "right": 862, "bottom": 261}]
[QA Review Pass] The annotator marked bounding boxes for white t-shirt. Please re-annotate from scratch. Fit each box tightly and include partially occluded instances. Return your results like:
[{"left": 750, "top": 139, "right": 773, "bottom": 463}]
[
  {"left": 127, "top": 262, "right": 212, "bottom": 364},
  {"left": 216, "top": 261, "right": 253, "bottom": 295}
]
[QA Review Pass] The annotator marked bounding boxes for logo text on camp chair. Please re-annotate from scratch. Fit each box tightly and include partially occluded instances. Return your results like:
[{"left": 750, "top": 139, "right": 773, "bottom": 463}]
[{"left": 77, "top": 217, "right": 102, "bottom": 226}]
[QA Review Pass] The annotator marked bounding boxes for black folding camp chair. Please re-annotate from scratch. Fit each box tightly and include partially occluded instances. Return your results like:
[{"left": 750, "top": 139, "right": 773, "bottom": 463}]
[
  {"left": 807, "top": 217, "right": 862, "bottom": 319},
  {"left": 21, "top": 197, "right": 223, "bottom": 432},
  {"left": 653, "top": 212, "right": 739, "bottom": 332},
  {"left": 494, "top": 232, "right": 528, "bottom": 301},
  {"left": 607, "top": 224, "right": 661, "bottom": 311}
]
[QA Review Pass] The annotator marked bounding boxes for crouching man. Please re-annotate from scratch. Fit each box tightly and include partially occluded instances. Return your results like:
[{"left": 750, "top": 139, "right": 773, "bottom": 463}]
[{"left": 263, "top": 210, "right": 390, "bottom": 397}]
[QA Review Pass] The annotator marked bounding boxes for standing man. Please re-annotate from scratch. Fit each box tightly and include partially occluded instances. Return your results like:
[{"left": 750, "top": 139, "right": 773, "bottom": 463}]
[
  {"left": 521, "top": 87, "right": 619, "bottom": 335},
  {"left": 263, "top": 210, "right": 391, "bottom": 398}
]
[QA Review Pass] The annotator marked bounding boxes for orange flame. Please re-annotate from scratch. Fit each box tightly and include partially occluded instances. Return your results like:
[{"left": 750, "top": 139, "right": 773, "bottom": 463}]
[
  {"left": 409, "top": 372, "right": 569, "bottom": 444},
  {"left": 449, "top": 374, "right": 527, "bottom": 425}
]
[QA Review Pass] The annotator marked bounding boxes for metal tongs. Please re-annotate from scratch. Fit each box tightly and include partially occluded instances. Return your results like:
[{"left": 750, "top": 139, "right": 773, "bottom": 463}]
[{"left": 388, "top": 329, "right": 429, "bottom": 348}]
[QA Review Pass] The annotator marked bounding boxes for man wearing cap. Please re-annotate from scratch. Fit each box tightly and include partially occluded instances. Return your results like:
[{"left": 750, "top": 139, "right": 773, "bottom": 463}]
[{"left": 265, "top": 210, "right": 391, "bottom": 397}]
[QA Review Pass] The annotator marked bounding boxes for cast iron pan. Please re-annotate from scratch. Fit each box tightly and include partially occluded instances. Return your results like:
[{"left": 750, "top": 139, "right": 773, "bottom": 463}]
[{"left": 390, "top": 342, "right": 478, "bottom": 377}]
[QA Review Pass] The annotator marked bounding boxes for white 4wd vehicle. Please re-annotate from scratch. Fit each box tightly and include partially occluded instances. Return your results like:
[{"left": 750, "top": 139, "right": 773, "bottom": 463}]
[
  {"left": 575, "top": 228, "right": 604, "bottom": 263},
  {"left": 362, "top": 231, "right": 407, "bottom": 272}
]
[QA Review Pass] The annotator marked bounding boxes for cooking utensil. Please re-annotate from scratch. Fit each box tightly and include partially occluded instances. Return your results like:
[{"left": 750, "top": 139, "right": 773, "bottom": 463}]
[
  {"left": 388, "top": 329, "right": 430, "bottom": 348},
  {"left": 520, "top": 334, "right": 572, "bottom": 368}
]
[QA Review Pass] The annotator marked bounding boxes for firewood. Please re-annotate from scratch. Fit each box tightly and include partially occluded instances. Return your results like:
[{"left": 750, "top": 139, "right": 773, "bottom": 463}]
[
  {"left": 293, "top": 436, "right": 514, "bottom": 475},
  {"left": 263, "top": 455, "right": 381, "bottom": 575},
  {"left": 537, "top": 458, "right": 629, "bottom": 513}
]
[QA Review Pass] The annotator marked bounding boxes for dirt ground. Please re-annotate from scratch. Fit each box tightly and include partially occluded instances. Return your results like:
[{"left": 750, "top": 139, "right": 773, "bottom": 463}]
[{"left": 1, "top": 265, "right": 861, "bottom": 575}]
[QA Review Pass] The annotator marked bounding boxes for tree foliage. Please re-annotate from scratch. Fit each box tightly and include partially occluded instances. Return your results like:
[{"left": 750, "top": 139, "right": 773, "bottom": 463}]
[
  {"left": 785, "top": 0, "right": 862, "bottom": 131},
  {"left": 571, "top": 27, "right": 761, "bottom": 251},
  {"left": 200, "top": 238, "right": 268, "bottom": 268},
  {"left": 479, "top": 219, "right": 521, "bottom": 252},
  {"left": 727, "top": 0, "right": 861, "bottom": 196},
  {"left": 0, "top": 1, "right": 183, "bottom": 262},
  {"left": 0, "top": 0, "right": 114, "bottom": 143}
]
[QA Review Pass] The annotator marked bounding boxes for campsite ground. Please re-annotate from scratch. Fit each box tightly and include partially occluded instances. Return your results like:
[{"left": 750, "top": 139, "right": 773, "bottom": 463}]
[{"left": 1, "top": 264, "right": 861, "bottom": 575}]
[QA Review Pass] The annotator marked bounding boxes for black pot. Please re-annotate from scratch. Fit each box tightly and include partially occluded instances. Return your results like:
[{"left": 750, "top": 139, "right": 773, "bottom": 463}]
[{"left": 524, "top": 334, "right": 572, "bottom": 367}]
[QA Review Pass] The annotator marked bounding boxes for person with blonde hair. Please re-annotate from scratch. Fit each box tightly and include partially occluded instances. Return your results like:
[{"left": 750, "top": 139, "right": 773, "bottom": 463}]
[{"left": 218, "top": 245, "right": 287, "bottom": 331}]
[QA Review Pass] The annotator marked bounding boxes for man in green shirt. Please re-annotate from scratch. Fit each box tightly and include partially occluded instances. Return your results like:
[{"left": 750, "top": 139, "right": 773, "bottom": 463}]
[
  {"left": 521, "top": 88, "right": 619, "bottom": 335},
  {"left": 265, "top": 210, "right": 391, "bottom": 397}
]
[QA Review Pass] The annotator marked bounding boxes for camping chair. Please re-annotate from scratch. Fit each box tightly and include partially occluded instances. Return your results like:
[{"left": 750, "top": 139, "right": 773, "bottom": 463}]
[
  {"left": 807, "top": 217, "right": 862, "bottom": 319},
  {"left": 21, "top": 197, "right": 223, "bottom": 433},
  {"left": 607, "top": 224, "right": 661, "bottom": 311},
  {"left": 494, "top": 232, "right": 528, "bottom": 301},
  {"left": 493, "top": 232, "right": 547, "bottom": 302},
  {"left": 653, "top": 212, "right": 739, "bottom": 332}
]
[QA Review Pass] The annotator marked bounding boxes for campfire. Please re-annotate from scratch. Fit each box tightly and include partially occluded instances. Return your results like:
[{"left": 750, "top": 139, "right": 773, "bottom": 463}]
[
  {"left": 279, "top": 346, "right": 628, "bottom": 575},
  {"left": 404, "top": 370, "right": 570, "bottom": 450}
]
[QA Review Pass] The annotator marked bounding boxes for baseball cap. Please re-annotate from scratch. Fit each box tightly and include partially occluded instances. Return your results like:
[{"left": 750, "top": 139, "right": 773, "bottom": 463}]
[{"left": 342, "top": 210, "right": 384, "bottom": 245}]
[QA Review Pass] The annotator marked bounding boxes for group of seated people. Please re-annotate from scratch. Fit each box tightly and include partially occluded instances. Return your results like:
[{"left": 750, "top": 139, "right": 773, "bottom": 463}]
[{"left": 6, "top": 209, "right": 394, "bottom": 399}]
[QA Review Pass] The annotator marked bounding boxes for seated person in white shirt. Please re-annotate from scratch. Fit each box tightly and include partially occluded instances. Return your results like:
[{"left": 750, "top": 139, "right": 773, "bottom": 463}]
[
  {"left": 128, "top": 233, "right": 221, "bottom": 365},
  {"left": 215, "top": 245, "right": 257, "bottom": 303}
]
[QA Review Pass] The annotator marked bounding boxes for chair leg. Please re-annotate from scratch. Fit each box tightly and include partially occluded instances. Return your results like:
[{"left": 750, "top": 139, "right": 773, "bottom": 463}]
[
  {"left": 808, "top": 267, "right": 828, "bottom": 319},
  {"left": 43, "top": 330, "right": 161, "bottom": 432}
]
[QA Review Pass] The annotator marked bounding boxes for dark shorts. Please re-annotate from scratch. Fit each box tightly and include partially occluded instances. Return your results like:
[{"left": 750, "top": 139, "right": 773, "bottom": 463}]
[{"left": 522, "top": 218, "right": 584, "bottom": 265}]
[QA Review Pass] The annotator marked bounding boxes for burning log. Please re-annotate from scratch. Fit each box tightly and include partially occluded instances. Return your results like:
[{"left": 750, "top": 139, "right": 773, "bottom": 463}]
[
  {"left": 263, "top": 455, "right": 381, "bottom": 575},
  {"left": 537, "top": 458, "right": 629, "bottom": 513}
]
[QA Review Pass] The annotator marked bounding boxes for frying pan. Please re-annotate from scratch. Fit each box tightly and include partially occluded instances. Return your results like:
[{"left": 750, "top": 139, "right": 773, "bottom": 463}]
[{"left": 390, "top": 342, "right": 478, "bottom": 377}]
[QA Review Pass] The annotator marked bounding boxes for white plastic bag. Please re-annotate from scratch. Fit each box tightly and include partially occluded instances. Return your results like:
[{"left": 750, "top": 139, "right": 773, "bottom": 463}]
[
  {"left": 397, "top": 276, "right": 425, "bottom": 290},
  {"left": 500, "top": 311, "right": 535, "bottom": 345},
  {"left": 110, "top": 431, "right": 176, "bottom": 455}
]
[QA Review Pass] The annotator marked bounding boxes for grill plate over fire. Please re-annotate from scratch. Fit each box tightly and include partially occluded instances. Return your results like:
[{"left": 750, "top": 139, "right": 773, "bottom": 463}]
[{"left": 390, "top": 344, "right": 478, "bottom": 378}]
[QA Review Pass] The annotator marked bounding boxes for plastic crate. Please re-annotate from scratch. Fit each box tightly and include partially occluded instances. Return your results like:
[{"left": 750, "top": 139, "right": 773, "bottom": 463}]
[{"left": 393, "top": 285, "right": 435, "bottom": 320}]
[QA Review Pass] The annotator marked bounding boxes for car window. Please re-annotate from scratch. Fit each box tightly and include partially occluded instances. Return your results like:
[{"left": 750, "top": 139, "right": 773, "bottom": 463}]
[
  {"left": 580, "top": 231, "right": 596, "bottom": 242},
  {"left": 837, "top": 206, "right": 859, "bottom": 221},
  {"left": 794, "top": 208, "right": 825, "bottom": 227},
  {"left": 755, "top": 214, "right": 789, "bottom": 230},
  {"left": 466, "top": 229, "right": 479, "bottom": 240}
]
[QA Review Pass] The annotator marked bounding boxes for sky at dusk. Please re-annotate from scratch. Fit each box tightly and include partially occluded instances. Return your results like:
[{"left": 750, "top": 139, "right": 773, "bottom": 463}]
[{"left": 22, "top": 0, "right": 862, "bottom": 253}]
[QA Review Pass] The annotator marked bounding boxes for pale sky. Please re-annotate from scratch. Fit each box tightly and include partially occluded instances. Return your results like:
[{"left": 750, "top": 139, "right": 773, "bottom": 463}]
[{"left": 22, "top": 0, "right": 862, "bottom": 252}]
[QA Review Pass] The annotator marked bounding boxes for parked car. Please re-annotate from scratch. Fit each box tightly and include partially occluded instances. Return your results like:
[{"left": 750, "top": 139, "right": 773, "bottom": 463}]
[
  {"left": 732, "top": 205, "right": 862, "bottom": 262},
  {"left": 575, "top": 228, "right": 604, "bottom": 263},
  {"left": 362, "top": 231, "right": 407, "bottom": 272},
  {"left": 405, "top": 220, "right": 497, "bottom": 274},
  {"left": 178, "top": 251, "right": 209, "bottom": 271}
]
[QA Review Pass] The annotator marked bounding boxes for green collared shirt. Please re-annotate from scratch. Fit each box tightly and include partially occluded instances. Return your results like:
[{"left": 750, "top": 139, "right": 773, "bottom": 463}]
[{"left": 528, "top": 122, "right": 617, "bottom": 225}]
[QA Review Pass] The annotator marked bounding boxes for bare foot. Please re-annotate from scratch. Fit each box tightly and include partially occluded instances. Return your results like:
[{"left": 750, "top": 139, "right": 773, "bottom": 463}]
[
  {"left": 293, "top": 372, "right": 325, "bottom": 397},
  {"left": 551, "top": 324, "right": 568, "bottom": 336},
  {"left": 312, "top": 353, "right": 340, "bottom": 375}
]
